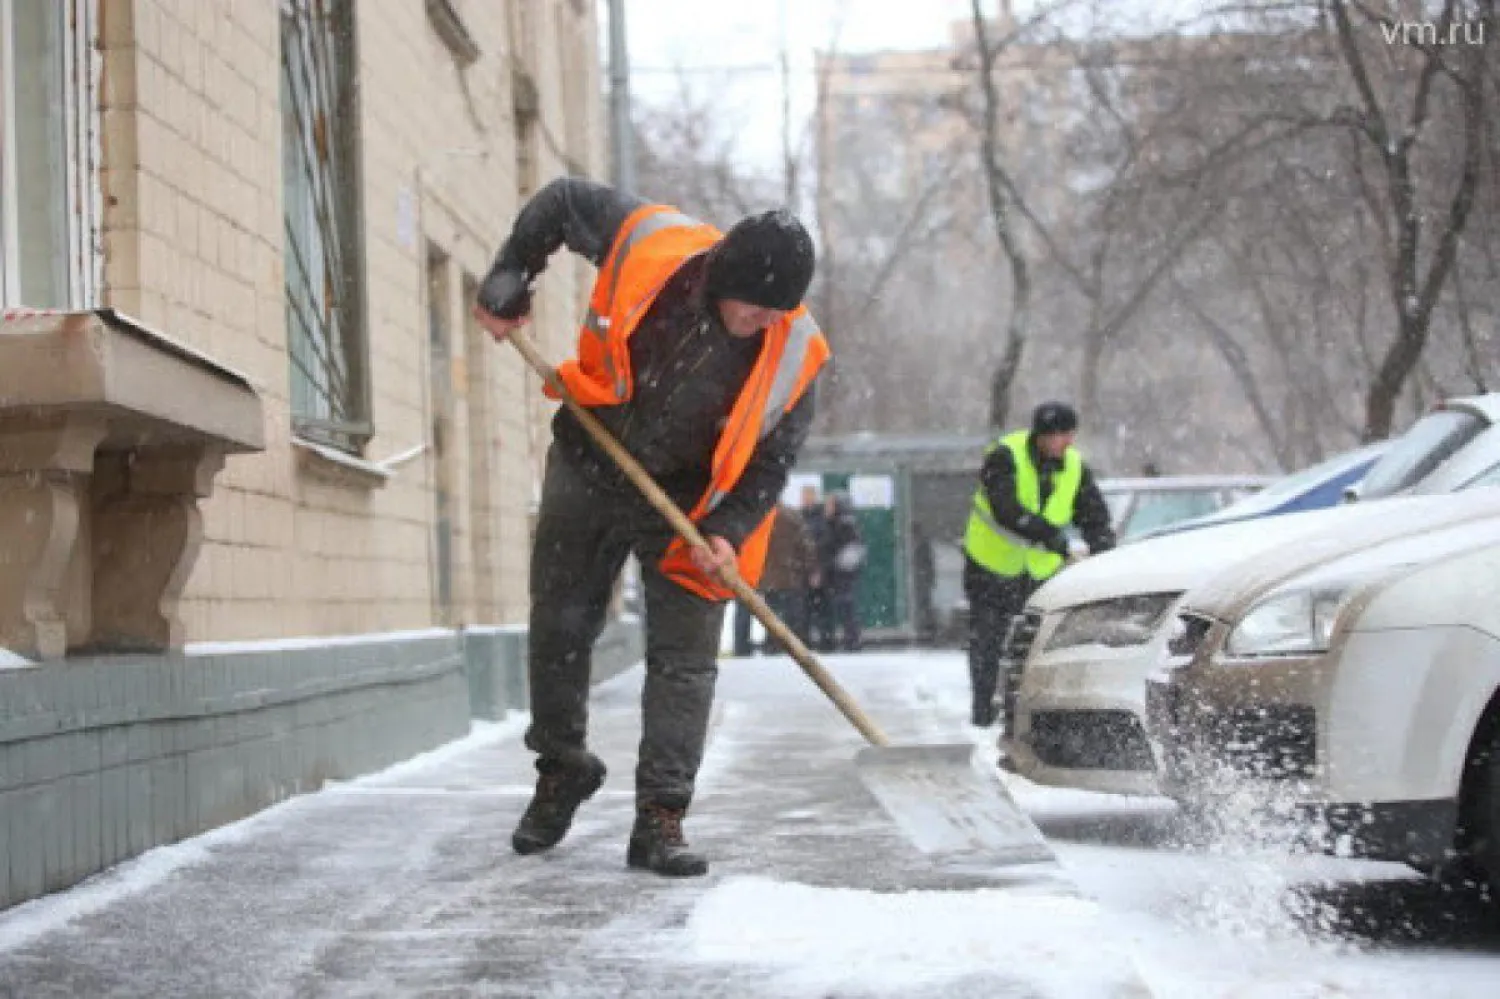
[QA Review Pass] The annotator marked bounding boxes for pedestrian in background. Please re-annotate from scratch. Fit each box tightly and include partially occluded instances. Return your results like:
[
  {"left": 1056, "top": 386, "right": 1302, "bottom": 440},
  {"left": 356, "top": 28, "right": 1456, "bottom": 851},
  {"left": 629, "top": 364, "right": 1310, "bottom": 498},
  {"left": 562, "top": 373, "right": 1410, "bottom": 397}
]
[
  {"left": 758, "top": 501, "right": 819, "bottom": 652},
  {"left": 821, "top": 490, "right": 866, "bottom": 652},
  {"left": 799, "top": 484, "right": 832, "bottom": 651}
]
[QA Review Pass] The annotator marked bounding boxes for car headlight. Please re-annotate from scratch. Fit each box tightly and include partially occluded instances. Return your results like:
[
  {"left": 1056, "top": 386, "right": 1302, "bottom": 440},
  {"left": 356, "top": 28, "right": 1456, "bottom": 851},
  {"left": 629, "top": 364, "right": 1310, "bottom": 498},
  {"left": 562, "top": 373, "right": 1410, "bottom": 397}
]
[
  {"left": 1224, "top": 586, "right": 1354, "bottom": 658},
  {"left": 1044, "top": 593, "right": 1180, "bottom": 652}
]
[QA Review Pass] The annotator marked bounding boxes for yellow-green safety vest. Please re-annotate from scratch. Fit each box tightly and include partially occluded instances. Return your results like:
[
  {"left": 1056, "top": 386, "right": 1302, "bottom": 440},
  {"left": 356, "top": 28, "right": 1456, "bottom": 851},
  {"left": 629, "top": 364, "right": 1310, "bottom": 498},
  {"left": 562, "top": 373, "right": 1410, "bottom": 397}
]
[{"left": 963, "top": 430, "right": 1082, "bottom": 580}]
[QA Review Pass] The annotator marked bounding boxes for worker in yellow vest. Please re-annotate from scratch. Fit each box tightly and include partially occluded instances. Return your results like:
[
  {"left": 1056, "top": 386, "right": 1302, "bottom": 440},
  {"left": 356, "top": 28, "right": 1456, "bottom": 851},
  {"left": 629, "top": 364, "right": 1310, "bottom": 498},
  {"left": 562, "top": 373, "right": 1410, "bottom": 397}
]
[{"left": 962, "top": 402, "right": 1115, "bottom": 727}]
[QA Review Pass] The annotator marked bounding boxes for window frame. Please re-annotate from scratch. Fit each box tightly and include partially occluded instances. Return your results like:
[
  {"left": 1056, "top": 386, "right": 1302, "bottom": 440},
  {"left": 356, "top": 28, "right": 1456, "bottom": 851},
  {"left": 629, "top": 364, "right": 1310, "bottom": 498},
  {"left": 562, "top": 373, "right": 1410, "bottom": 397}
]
[
  {"left": 0, "top": 0, "right": 99, "bottom": 309},
  {"left": 280, "top": 0, "right": 372, "bottom": 453}
]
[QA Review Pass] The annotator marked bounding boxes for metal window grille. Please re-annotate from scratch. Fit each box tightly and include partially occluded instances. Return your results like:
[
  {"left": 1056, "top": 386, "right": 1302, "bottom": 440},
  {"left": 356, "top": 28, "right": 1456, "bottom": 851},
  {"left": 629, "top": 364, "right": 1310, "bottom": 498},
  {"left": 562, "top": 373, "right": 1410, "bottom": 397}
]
[{"left": 281, "top": 0, "right": 369, "bottom": 451}]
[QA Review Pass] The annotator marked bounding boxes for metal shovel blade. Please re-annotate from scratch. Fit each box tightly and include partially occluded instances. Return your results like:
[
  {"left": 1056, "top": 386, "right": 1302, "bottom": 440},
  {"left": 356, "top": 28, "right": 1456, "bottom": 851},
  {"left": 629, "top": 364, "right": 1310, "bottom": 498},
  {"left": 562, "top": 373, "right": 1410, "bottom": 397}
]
[{"left": 855, "top": 744, "right": 1055, "bottom": 868}]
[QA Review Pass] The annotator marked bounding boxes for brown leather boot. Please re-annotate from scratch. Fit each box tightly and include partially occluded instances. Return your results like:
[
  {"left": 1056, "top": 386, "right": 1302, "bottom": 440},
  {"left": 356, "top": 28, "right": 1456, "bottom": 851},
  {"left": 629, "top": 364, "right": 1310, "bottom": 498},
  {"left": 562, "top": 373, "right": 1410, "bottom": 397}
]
[
  {"left": 626, "top": 805, "right": 709, "bottom": 877},
  {"left": 511, "top": 754, "right": 606, "bottom": 855}
]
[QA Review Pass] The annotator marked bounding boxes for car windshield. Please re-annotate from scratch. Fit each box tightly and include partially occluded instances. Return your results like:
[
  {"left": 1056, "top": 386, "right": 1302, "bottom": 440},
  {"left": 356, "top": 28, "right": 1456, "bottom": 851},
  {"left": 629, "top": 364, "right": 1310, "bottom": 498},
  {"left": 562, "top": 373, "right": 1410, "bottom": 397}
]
[
  {"left": 1120, "top": 490, "right": 1222, "bottom": 537},
  {"left": 1460, "top": 462, "right": 1500, "bottom": 490},
  {"left": 1355, "top": 409, "right": 1487, "bottom": 500},
  {"left": 1213, "top": 445, "right": 1381, "bottom": 517},
  {"left": 1103, "top": 491, "right": 1133, "bottom": 524}
]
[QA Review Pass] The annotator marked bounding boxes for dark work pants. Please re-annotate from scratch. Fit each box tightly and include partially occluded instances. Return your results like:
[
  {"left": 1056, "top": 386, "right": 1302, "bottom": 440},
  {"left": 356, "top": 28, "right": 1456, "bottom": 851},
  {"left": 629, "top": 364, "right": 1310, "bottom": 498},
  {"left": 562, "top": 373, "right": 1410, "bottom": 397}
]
[
  {"left": 964, "top": 560, "right": 1039, "bottom": 724},
  {"left": 807, "top": 586, "right": 832, "bottom": 651},
  {"left": 733, "top": 599, "right": 755, "bottom": 655},
  {"left": 525, "top": 445, "right": 725, "bottom": 811},
  {"left": 762, "top": 588, "right": 810, "bottom": 653},
  {"left": 732, "top": 589, "right": 809, "bottom": 654},
  {"left": 829, "top": 579, "right": 861, "bottom": 651}
]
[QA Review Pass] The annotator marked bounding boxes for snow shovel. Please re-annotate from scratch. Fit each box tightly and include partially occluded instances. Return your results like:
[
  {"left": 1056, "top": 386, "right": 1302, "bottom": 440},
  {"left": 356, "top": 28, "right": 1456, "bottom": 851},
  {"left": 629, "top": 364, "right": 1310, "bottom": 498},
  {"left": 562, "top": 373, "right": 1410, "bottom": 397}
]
[{"left": 499, "top": 325, "right": 1054, "bottom": 869}]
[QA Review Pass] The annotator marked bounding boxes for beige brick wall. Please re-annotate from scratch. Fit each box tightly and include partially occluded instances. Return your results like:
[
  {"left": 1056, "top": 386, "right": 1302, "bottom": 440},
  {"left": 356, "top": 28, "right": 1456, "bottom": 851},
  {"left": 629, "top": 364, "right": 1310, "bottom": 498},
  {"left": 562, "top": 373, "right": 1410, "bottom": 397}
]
[{"left": 97, "top": 0, "right": 605, "bottom": 642}]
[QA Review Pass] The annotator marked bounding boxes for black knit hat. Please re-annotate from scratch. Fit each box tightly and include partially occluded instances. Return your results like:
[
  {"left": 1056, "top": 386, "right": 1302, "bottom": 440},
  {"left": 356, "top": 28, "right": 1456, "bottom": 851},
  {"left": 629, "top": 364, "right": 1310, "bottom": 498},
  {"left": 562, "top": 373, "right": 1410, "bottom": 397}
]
[
  {"left": 704, "top": 209, "right": 816, "bottom": 311},
  {"left": 1032, "top": 401, "right": 1079, "bottom": 435}
]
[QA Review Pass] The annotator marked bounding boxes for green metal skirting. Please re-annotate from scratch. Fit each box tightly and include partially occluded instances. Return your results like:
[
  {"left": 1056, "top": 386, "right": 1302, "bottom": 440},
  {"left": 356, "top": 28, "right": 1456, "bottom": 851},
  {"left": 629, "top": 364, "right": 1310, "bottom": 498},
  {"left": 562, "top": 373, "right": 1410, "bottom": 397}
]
[
  {"left": 0, "top": 633, "right": 471, "bottom": 911},
  {"left": 461, "top": 616, "right": 644, "bottom": 721},
  {"left": 0, "top": 616, "right": 648, "bottom": 912}
]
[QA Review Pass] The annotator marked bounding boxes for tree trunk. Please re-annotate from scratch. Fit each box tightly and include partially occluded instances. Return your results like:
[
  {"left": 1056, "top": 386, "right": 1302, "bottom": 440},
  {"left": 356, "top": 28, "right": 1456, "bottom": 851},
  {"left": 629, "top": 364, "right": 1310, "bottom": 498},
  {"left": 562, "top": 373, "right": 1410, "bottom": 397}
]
[{"left": 971, "top": 0, "right": 1030, "bottom": 431}]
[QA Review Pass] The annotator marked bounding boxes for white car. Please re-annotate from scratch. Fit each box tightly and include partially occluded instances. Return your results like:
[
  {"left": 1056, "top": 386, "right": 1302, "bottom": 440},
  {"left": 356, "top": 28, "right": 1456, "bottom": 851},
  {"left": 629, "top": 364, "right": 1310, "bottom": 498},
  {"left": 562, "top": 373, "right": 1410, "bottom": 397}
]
[
  {"left": 1146, "top": 517, "right": 1500, "bottom": 886},
  {"left": 1001, "top": 487, "right": 1500, "bottom": 796}
]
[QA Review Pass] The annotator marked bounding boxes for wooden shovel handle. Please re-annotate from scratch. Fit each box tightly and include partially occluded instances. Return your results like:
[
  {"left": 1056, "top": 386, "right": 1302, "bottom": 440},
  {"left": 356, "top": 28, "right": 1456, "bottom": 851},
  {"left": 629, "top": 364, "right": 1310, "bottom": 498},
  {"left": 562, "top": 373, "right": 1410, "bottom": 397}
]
[{"left": 501, "top": 326, "right": 890, "bottom": 748}]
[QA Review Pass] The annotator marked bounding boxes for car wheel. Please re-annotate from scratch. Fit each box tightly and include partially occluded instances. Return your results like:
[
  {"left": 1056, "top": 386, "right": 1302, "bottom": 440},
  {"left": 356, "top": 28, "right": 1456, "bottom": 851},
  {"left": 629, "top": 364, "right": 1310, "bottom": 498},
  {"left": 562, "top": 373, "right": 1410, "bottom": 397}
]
[{"left": 1462, "top": 727, "right": 1500, "bottom": 895}]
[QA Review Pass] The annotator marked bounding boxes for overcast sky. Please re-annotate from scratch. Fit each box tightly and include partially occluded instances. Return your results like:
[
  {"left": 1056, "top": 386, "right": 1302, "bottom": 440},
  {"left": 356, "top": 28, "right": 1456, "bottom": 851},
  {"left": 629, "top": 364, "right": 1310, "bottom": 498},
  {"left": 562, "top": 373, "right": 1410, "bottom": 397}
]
[
  {"left": 614, "top": 1, "right": 1209, "bottom": 179},
  {"left": 619, "top": 0, "right": 979, "bottom": 177}
]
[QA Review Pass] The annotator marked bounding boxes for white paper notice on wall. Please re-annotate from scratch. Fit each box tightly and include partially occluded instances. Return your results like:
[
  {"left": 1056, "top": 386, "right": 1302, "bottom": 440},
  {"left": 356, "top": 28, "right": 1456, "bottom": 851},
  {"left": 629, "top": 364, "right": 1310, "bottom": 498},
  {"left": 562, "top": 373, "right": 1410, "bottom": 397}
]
[
  {"left": 849, "top": 474, "right": 894, "bottom": 509},
  {"left": 396, "top": 186, "right": 417, "bottom": 251},
  {"left": 781, "top": 473, "right": 823, "bottom": 507}
]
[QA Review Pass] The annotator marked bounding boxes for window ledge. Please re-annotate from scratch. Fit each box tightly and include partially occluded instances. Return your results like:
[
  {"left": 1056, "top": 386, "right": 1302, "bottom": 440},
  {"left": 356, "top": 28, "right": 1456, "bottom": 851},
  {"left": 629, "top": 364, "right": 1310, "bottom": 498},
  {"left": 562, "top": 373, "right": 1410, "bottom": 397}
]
[{"left": 293, "top": 436, "right": 392, "bottom": 489}]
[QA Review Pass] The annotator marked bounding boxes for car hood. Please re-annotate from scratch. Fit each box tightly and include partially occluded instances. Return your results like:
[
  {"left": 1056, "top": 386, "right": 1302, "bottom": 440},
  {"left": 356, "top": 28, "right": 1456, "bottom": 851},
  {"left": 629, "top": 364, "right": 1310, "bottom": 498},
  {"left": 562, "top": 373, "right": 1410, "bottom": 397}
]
[
  {"left": 1028, "top": 489, "right": 1500, "bottom": 613},
  {"left": 1176, "top": 486, "right": 1500, "bottom": 618},
  {"left": 1185, "top": 511, "right": 1500, "bottom": 622}
]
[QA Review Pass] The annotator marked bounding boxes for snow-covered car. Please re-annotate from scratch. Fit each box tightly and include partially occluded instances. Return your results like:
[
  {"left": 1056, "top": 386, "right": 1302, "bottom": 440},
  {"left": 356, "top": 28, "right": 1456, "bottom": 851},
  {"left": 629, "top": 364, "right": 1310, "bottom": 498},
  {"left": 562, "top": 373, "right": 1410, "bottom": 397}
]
[
  {"left": 1345, "top": 392, "right": 1500, "bottom": 502},
  {"left": 1136, "top": 442, "right": 1389, "bottom": 541},
  {"left": 1144, "top": 516, "right": 1500, "bottom": 888},
  {"left": 999, "top": 486, "right": 1500, "bottom": 796}
]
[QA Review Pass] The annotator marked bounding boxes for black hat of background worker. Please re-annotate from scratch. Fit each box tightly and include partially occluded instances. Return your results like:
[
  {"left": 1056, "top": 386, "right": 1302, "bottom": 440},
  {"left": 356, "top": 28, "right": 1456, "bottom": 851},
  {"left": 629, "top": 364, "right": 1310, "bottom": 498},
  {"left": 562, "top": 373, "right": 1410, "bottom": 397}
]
[
  {"left": 1032, "top": 401, "right": 1079, "bottom": 435},
  {"left": 704, "top": 209, "right": 816, "bottom": 311}
]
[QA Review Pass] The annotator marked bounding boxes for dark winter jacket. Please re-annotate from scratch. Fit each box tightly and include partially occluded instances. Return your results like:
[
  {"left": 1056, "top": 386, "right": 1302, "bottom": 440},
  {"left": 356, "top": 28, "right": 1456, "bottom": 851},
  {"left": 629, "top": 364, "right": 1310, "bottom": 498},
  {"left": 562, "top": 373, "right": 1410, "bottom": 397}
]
[
  {"left": 760, "top": 505, "right": 817, "bottom": 592},
  {"left": 486, "top": 178, "right": 816, "bottom": 549},
  {"left": 800, "top": 502, "right": 830, "bottom": 589},
  {"left": 820, "top": 495, "right": 866, "bottom": 592},
  {"left": 976, "top": 435, "right": 1116, "bottom": 557}
]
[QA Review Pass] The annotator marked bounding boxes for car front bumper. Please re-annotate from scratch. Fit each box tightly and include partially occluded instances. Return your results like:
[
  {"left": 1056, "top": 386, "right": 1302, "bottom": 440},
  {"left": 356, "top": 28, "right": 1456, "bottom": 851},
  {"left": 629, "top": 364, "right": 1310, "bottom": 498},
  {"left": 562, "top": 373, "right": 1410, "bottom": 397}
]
[
  {"left": 1144, "top": 668, "right": 1458, "bottom": 867},
  {"left": 1005, "top": 641, "right": 1168, "bottom": 796}
]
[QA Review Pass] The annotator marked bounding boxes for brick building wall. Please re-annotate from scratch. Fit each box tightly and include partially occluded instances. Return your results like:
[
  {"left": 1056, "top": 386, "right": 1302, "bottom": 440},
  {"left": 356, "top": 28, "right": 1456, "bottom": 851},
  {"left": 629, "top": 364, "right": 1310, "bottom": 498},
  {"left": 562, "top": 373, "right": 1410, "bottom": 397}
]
[{"left": 94, "top": 0, "right": 605, "bottom": 643}]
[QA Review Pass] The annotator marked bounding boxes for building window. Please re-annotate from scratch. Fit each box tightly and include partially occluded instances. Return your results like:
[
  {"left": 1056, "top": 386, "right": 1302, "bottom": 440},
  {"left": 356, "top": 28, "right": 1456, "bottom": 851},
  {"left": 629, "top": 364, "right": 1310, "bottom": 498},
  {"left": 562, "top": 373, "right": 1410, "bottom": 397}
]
[
  {"left": 1, "top": 0, "right": 97, "bottom": 308},
  {"left": 281, "top": 0, "right": 369, "bottom": 451}
]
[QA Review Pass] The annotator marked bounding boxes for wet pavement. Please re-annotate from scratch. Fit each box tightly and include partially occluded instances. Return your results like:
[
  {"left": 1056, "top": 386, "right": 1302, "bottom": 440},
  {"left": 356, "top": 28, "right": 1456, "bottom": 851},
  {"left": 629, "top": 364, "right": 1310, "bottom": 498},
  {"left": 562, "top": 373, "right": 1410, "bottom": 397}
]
[{"left": 0, "top": 653, "right": 1146, "bottom": 998}]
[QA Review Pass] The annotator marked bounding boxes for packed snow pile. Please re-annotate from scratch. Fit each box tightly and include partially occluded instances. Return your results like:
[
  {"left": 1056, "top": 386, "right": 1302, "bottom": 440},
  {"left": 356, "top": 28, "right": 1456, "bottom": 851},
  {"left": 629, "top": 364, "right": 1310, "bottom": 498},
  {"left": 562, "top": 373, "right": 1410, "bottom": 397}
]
[
  {"left": 0, "top": 646, "right": 33, "bottom": 668},
  {"left": 684, "top": 875, "right": 1145, "bottom": 995}
]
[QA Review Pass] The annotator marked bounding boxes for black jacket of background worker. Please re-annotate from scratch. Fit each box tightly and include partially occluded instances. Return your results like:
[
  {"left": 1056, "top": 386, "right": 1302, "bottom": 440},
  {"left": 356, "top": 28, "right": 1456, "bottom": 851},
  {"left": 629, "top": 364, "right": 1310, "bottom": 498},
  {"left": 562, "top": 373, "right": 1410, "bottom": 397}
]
[
  {"left": 472, "top": 177, "right": 825, "bottom": 878},
  {"left": 963, "top": 401, "right": 1115, "bottom": 727}
]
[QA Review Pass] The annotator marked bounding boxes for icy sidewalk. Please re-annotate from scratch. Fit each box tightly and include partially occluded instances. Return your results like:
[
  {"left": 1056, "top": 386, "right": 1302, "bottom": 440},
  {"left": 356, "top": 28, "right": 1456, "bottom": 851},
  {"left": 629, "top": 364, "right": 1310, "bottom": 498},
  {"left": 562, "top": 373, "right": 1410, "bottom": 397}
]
[{"left": 0, "top": 653, "right": 1150, "bottom": 998}]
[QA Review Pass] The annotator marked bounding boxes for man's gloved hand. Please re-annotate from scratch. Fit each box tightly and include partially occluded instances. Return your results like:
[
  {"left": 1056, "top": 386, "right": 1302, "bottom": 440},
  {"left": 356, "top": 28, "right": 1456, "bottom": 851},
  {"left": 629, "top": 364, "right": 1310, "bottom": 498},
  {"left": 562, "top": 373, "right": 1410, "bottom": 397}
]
[
  {"left": 476, "top": 267, "right": 533, "bottom": 320},
  {"left": 1041, "top": 530, "right": 1071, "bottom": 558}
]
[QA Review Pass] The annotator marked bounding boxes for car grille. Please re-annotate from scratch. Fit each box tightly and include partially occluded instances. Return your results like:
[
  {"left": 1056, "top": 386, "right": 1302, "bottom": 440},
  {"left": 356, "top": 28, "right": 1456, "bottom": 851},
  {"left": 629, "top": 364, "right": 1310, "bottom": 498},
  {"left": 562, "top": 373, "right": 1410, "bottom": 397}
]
[
  {"left": 1168, "top": 612, "right": 1213, "bottom": 659},
  {"left": 1029, "top": 709, "right": 1157, "bottom": 771},
  {"left": 1211, "top": 706, "right": 1317, "bottom": 779},
  {"left": 1000, "top": 609, "right": 1043, "bottom": 733},
  {"left": 1160, "top": 704, "right": 1318, "bottom": 782},
  {"left": 1005, "top": 609, "right": 1043, "bottom": 662}
]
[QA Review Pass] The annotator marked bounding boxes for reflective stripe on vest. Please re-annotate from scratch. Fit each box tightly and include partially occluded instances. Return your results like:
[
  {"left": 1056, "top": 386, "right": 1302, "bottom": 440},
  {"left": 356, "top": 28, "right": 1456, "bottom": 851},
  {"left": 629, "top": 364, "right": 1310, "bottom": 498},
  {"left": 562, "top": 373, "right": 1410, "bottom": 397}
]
[
  {"left": 581, "top": 208, "right": 703, "bottom": 398},
  {"left": 963, "top": 430, "right": 1082, "bottom": 581}
]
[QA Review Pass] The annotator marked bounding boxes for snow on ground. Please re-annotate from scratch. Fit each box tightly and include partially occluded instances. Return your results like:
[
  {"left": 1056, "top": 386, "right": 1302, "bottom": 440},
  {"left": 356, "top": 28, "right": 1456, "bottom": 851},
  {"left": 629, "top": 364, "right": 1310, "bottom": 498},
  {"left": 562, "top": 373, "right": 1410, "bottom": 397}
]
[
  {"left": 699, "top": 650, "right": 1500, "bottom": 997},
  {"left": 1014, "top": 780, "right": 1500, "bottom": 998},
  {"left": 0, "top": 646, "right": 33, "bottom": 668},
  {"left": 686, "top": 875, "right": 1142, "bottom": 996},
  {"left": 0, "top": 718, "right": 525, "bottom": 954},
  {"left": 1, "top": 650, "right": 1496, "bottom": 997}
]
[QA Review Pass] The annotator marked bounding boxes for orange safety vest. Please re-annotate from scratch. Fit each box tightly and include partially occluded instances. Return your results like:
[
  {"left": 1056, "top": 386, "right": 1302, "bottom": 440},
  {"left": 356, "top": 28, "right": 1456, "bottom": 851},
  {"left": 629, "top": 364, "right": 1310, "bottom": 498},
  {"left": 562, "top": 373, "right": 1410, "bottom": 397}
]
[{"left": 545, "top": 203, "right": 830, "bottom": 601}]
